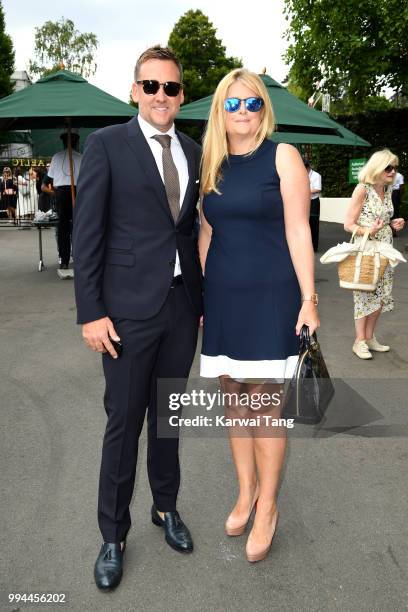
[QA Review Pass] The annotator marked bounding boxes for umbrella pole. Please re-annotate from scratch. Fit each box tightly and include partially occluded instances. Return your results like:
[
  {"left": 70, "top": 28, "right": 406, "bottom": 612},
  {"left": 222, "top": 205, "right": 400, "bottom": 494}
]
[{"left": 66, "top": 123, "right": 76, "bottom": 208}]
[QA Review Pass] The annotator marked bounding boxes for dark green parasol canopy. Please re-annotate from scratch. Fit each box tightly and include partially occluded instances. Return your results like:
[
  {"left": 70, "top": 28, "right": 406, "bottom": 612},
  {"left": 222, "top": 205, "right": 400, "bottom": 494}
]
[
  {"left": 0, "top": 70, "right": 136, "bottom": 130},
  {"left": 177, "top": 74, "right": 370, "bottom": 146}
]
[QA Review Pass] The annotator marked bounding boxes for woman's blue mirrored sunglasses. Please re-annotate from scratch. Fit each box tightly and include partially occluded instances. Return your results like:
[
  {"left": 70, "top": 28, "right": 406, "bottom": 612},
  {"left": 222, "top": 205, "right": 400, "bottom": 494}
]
[{"left": 224, "top": 97, "right": 264, "bottom": 113}]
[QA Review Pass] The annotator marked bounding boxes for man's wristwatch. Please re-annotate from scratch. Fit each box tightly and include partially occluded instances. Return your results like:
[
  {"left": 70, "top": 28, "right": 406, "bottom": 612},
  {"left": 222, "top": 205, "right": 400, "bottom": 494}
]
[{"left": 301, "top": 293, "right": 319, "bottom": 306}]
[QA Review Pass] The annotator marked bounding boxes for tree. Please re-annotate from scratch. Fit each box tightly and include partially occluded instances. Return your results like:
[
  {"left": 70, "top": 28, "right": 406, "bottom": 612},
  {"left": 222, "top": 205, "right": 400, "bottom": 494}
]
[
  {"left": 283, "top": 67, "right": 309, "bottom": 103},
  {"left": 29, "top": 17, "right": 98, "bottom": 78},
  {"left": 168, "top": 10, "right": 242, "bottom": 104},
  {"left": 284, "top": 66, "right": 395, "bottom": 116},
  {"left": 283, "top": 0, "right": 408, "bottom": 113},
  {"left": 0, "top": 0, "right": 15, "bottom": 98}
]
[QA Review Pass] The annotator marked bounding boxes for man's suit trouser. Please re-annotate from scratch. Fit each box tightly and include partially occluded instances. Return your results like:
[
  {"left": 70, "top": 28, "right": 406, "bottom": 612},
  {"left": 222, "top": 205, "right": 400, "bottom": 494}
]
[
  {"left": 309, "top": 197, "right": 320, "bottom": 252},
  {"left": 98, "top": 283, "right": 199, "bottom": 543},
  {"left": 55, "top": 186, "right": 74, "bottom": 265}
]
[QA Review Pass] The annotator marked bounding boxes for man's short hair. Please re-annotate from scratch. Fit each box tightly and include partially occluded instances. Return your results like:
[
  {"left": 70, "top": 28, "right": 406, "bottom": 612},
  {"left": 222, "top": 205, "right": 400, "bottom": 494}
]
[{"left": 134, "top": 45, "right": 183, "bottom": 83}]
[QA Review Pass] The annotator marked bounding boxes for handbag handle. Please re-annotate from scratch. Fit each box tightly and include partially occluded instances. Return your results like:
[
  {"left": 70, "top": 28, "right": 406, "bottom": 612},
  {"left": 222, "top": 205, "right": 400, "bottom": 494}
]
[
  {"left": 299, "top": 324, "right": 318, "bottom": 353},
  {"left": 351, "top": 227, "right": 371, "bottom": 251}
]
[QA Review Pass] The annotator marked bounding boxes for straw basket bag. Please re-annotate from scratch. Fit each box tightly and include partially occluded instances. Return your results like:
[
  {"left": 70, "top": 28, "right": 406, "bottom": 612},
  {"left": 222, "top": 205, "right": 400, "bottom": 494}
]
[{"left": 338, "top": 228, "right": 389, "bottom": 291}]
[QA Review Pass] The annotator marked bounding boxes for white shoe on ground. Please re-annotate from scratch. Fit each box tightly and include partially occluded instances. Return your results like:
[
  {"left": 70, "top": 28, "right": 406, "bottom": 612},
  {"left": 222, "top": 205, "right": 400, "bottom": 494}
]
[
  {"left": 366, "top": 336, "right": 390, "bottom": 352},
  {"left": 352, "top": 340, "right": 373, "bottom": 359}
]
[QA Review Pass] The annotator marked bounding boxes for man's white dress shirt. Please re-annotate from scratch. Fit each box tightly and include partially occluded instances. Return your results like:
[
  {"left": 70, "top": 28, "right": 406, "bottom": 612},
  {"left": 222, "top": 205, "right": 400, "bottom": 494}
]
[
  {"left": 392, "top": 172, "right": 404, "bottom": 191},
  {"left": 48, "top": 149, "right": 82, "bottom": 186},
  {"left": 138, "top": 114, "right": 189, "bottom": 276},
  {"left": 308, "top": 169, "right": 322, "bottom": 200}
]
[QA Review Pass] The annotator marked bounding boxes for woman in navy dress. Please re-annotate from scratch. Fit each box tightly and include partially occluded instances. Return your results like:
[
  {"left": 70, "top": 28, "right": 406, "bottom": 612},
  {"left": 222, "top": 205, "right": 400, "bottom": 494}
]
[{"left": 199, "top": 69, "right": 319, "bottom": 562}]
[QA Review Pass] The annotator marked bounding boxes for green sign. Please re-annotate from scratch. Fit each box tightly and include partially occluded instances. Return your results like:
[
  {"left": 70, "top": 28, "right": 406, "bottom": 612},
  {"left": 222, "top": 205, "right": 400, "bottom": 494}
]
[{"left": 349, "top": 158, "right": 367, "bottom": 184}]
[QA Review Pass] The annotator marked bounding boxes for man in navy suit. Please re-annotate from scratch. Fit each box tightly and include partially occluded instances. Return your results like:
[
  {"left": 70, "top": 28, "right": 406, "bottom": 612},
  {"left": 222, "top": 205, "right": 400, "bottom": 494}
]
[{"left": 73, "top": 46, "right": 202, "bottom": 590}]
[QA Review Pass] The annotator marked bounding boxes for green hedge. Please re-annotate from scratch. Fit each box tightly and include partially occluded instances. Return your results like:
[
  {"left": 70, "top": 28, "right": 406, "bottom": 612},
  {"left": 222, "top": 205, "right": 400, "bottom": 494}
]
[
  {"left": 310, "top": 109, "right": 408, "bottom": 201},
  {"left": 399, "top": 199, "right": 408, "bottom": 219}
]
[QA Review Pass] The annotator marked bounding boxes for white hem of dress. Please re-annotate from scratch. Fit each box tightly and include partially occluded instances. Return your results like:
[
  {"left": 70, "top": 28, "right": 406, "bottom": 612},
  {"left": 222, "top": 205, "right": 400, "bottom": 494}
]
[{"left": 200, "top": 354, "right": 298, "bottom": 380}]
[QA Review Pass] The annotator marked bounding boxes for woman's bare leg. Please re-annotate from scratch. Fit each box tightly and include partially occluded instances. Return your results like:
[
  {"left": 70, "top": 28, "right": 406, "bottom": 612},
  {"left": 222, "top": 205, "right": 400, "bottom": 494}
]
[
  {"left": 221, "top": 376, "right": 258, "bottom": 531},
  {"left": 246, "top": 382, "right": 286, "bottom": 558},
  {"left": 355, "top": 315, "right": 367, "bottom": 342},
  {"left": 365, "top": 307, "right": 382, "bottom": 340}
]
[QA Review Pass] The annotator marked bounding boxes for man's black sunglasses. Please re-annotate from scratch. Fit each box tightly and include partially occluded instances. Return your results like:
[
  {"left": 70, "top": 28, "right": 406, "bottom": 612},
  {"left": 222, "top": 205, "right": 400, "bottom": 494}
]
[{"left": 136, "top": 80, "right": 182, "bottom": 97}]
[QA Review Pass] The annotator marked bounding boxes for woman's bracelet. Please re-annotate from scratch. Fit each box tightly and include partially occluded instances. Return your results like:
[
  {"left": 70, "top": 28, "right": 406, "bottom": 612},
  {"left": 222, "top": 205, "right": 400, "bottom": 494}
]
[{"left": 301, "top": 293, "right": 319, "bottom": 306}]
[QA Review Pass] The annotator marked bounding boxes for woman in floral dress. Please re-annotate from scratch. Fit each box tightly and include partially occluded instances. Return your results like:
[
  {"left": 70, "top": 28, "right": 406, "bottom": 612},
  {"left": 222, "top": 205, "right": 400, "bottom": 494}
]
[{"left": 344, "top": 149, "right": 405, "bottom": 359}]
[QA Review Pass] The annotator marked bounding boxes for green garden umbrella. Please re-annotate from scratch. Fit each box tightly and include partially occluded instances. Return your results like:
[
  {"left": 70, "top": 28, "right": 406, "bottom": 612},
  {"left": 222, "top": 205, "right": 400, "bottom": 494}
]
[
  {"left": 177, "top": 74, "right": 370, "bottom": 146},
  {"left": 0, "top": 70, "right": 136, "bottom": 130},
  {"left": 0, "top": 70, "right": 137, "bottom": 202},
  {"left": 29, "top": 127, "right": 95, "bottom": 157}
]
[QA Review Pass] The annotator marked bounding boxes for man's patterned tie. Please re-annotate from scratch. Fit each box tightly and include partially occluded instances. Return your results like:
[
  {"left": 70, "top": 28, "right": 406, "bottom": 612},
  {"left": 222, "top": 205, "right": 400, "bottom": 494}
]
[{"left": 152, "top": 134, "right": 180, "bottom": 223}]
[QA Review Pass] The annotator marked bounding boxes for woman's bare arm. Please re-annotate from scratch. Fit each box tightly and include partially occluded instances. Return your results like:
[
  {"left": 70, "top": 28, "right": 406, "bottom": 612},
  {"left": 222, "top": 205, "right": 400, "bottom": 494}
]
[
  {"left": 276, "top": 143, "right": 319, "bottom": 334},
  {"left": 198, "top": 197, "right": 213, "bottom": 276},
  {"left": 344, "top": 184, "right": 384, "bottom": 236}
]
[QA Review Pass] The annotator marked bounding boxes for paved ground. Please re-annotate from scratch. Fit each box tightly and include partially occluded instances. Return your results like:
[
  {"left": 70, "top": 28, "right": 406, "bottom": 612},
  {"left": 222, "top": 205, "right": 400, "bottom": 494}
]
[{"left": 1, "top": 223, "right": 407, "bottom": 612}]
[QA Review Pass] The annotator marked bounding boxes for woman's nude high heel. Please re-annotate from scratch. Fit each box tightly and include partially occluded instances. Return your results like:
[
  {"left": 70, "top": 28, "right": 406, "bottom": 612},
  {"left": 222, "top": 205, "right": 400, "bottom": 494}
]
[
  {"left": 246, "top": 508, "right": 279, "bottom": 562},
  {"left": 225, "top": 495, "right": 259, "bottom": 536}
]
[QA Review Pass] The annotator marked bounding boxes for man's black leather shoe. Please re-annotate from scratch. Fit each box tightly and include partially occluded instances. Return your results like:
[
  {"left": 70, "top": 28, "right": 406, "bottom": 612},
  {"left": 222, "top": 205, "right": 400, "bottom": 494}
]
[
  {"left": 151, "top": 505, "right": 193, "bottom": 553},
  {"left": 94, "top": 542, "right": 125, "bottom": 591}
]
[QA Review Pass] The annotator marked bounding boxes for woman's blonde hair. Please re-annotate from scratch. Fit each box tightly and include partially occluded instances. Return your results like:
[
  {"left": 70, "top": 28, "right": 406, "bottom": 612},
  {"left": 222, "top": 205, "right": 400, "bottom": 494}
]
[
  {"left": 201, "top": 68, "right": 275, "bottom": 194},
  {"left": 358, "top": 149, "right": 399, "bottom": 184}
]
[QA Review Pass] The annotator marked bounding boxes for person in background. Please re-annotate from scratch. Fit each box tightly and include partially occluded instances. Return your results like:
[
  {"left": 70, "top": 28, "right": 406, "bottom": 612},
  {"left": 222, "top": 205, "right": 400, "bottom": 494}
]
[
  {"left": 41, "top": 163, "right": 60, "bottom": 261},
  {"left": 39, "top": 163, "right": 54, "bottom": 213},
  {"left": 344, "top": 149, "right": 405, "bottom": 359},
  {"left": 35, "top": 166, "right": 44, "bottom": 197},
  {"left": 391, "top": 171, "right": 404, "bottom": 235},
  {"left": 28, "top": 167, "right": 39, "bottom": 218},
  {"left": 1, "top": 167, "right": 17, "bottom": 224},
  {"left": 15, "top": 167, "right": 30, "bottom": 220},
  {"left": 304, "top": 159, "right": 322, "bottom": 252},
  {"left": 46, "top": 130, "right": 81, "bottom": 270}
]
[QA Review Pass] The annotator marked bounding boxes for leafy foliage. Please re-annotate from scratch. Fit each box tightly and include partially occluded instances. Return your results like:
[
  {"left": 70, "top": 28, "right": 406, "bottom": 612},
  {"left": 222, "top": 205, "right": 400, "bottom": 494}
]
[
  {"left": 0, "top": 1, "right": 15, "bottom": 152},
  {"left": 311, "top": 109, "right": 408, "bottom": 199},
  {"left": 168, "top": 10, "right": 242, "bottom": 104},
  {"left": 0, "top": 0, "right": 15, "bottom": 98},
  {"left": 29, "top": 17, "right": 98, "bottom": 78},
  {"left": 283, "top": 0, "right": 408, "bottom": 112}
]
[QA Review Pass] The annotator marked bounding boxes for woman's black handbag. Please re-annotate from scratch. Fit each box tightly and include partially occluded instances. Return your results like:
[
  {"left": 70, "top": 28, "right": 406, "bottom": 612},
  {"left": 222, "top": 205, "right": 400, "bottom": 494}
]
[{"left": 283, "top": 325, "right": 334, "bottom": 425}]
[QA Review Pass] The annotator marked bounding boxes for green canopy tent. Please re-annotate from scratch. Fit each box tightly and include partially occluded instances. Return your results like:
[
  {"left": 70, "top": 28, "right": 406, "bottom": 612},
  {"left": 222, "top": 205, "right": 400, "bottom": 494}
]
[
  {"left": 0, "top": 70, "right": 136, "bottom": 129},
  {"left": 29, "top": 128, "right": 95, "bottom": 157},
  {"left": 0, "top": 70, "right": 137, "bottom": 202},
  {"left": 177, "top": 74, "right": 370, "bottom": 147}
]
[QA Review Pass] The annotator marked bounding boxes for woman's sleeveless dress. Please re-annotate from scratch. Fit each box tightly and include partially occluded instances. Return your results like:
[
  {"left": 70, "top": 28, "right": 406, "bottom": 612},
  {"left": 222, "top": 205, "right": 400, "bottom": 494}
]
[
  {"left": 200, "top": 140, "right": 301, "bottom": 380},
  {"left": 353, "top": 183, "right": 394, "bottom": 319}
]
